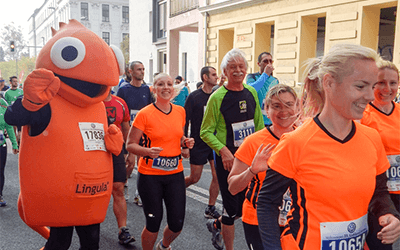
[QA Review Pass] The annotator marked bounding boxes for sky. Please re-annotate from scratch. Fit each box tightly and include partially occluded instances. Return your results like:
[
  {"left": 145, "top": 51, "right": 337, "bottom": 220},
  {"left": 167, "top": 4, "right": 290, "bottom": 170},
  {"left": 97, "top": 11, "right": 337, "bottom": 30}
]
[{"left": 1, "top": 0, "right": 45, "bottom": 39}]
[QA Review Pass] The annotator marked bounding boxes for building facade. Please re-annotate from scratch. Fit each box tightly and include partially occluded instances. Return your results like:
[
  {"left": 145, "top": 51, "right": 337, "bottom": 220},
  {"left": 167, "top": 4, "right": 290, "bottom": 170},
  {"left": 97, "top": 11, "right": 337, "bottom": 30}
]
[
  {"left": 130, "top": 0, "right": 205, "bottom": 86},
  {"left": 201, "top": 0, "right": 398, "bottom": 86},
  {"left": 28, "top": 0, "right": 129, "bottom": 58}
]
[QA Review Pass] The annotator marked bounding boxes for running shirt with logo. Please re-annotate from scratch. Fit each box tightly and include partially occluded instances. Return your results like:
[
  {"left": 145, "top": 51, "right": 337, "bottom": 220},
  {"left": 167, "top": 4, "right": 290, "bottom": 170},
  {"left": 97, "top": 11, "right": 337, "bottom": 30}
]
[
  {"left": 132, "top": 103, "right": 185, "bottom": 176},
  {"left": 361, "top": 102, "right": 400, "bottom": 194},
  {"left": 4, "top": 88, "right": 23, "bottom": 106},
  {"left": 246, "top": 72, "right": 279, "bottom": 125},
  {"left": 184, "top": 88, "right": 211, "bottom": 147},
  {"left": 264, "top": 117, "right": 389, "bottom": 250},
  {"left": 200, "top": 84, "right": 264, "bottom": 154},
  {"left": 103, "top": 95, "right": 130, "bottom": 130},
  {"left": 234, "top": 126, "right": 291, "bottom": 226},
  {"left": 116, "top": 83, "right": 153, "bottom": 124}
]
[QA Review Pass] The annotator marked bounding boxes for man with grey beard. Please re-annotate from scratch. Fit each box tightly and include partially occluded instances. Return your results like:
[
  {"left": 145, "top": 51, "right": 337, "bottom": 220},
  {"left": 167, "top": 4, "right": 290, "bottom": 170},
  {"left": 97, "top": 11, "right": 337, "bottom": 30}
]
[{"left": 200, "top": 48, "right": 264, "bottom": 250}]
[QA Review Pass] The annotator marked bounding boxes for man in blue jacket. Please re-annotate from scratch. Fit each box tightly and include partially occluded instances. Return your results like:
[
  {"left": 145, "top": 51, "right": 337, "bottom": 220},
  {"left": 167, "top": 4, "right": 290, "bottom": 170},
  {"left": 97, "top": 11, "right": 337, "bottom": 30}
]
[{"left": 246, "top": 52, "right": 279, "bottom": 125}]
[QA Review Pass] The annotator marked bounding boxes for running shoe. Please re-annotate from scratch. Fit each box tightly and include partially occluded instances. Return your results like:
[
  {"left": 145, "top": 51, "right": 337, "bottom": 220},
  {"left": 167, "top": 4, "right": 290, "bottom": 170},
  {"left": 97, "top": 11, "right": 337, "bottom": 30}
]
[
  {"left": 133, "top": 190, "right": 143, "bottom": 207},
  {"left": 118, "top": 227, "right": 135, "bottom": 245},
  {"left": 204, "top": 205, "right": 221, "bottom": 219},
  {"left": 206, "top": 219, "right": 224, "bottom": 250},
  {"left": 156, "top": 240, "right": 172, "bottom": 250},
  {"left": 124, "top": 181, "right": 129, "bottom": 201},
  {"left": 0, "top": 196, "right": 6, "bottom": 207}
]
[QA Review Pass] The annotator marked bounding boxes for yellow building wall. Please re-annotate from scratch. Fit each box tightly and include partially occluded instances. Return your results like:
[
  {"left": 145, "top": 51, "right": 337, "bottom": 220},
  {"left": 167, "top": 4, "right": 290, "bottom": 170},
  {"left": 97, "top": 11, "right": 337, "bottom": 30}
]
[{"left": 206, "top": 0, "right": 398, "bottom": 86}]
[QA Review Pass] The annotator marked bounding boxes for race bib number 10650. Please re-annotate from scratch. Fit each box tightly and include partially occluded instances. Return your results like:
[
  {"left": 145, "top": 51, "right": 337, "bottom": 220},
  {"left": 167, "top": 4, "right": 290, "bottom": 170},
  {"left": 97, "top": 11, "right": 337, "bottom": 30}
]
[{"left": 320, "top": 214, "right": 368, "bottom": 250}]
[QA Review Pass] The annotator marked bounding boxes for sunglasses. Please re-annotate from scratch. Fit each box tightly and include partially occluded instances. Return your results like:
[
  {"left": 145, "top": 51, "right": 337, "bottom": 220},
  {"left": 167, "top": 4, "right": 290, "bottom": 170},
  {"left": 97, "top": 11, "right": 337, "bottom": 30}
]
[{"left": 262, "top": 59, "right": 274, "bottom": 64}]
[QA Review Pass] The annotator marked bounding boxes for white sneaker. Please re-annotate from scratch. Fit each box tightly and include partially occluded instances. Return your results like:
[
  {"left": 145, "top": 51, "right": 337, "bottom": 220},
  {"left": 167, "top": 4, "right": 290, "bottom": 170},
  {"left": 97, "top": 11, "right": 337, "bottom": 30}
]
[{"left": 156, "top": 240, "right": 172, "bottom": 250}]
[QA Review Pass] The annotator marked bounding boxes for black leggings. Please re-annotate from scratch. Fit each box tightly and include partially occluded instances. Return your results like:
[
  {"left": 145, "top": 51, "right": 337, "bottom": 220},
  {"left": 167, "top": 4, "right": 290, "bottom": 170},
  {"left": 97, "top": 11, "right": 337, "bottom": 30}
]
[
  {"left": 242, "top": 222, "right": 263, "bottom": 250},
  {"left": 44, "top": 224, "right": 100, "bottom": 250},
  {"left": 214, "top": 153, "right": 245, "bottom": 225},
  {"left": 0, "top": 143, "right": 7, "bottom": 196},
  {"left": 138, "top": 172, "right": 186, "bottom": 233}
]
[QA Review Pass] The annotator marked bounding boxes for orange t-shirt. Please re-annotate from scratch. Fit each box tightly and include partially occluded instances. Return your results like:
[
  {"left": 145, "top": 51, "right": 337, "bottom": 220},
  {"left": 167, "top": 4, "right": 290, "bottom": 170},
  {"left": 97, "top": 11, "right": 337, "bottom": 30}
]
[
  {"left": 361, "top": 102, "right": 400, "bottom": 194},
  {"left": 268, "top": 118, "right": 389, "bottom": 250},
  {"left": 133, "top": 103, "right": 185, "bottom": 175},
  {"left": 234, "top": 127, "right": 279, "bottom": 225}
]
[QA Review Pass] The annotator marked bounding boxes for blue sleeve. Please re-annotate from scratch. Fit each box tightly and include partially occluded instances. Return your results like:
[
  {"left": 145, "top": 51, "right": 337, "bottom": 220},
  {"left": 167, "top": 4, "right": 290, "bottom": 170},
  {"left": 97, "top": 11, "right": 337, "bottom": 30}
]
[
  {"left": 246, "top": 74, "right": 256, "bottom": 84},
  {"left": 5, "top": 97, "right": 33, "bottom": 126},
  {"left": 247, "top": 73, "right": 270, "bottom": 92},
  {"left": 257, "top": 168, "right": 293, "bottom": 250}
]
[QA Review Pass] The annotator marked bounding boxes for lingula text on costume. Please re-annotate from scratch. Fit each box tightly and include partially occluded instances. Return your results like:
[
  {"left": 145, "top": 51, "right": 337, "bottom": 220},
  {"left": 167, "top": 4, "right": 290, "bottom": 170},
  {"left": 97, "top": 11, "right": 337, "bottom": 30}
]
[{"left": 75, "top": 182, "right": 109, "bottom": 196}]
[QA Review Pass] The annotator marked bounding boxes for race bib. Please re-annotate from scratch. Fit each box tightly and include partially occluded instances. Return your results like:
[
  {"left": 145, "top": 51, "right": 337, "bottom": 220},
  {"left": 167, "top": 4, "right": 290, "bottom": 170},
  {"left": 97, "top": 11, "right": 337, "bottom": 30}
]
[
  {"left": 386, "top": 155, "right": 400, "bottom": 192},
  {"left": 152, "top": 156, "right": 179, "bottom": 171},
  {"left": 320, "top": 214, "right": 368, "bottom": 250},
  {"left": 130, "top": 109, "right": 139, "bottom": 124},
  {"left": 278, "top": 189, "right": 291, "bottom": 226},
  {"left": 79, "top": 122, "right": 106, "bottom": 152},
  {"left": 232, "top": 119, "right": 255, "bottom": 147}
]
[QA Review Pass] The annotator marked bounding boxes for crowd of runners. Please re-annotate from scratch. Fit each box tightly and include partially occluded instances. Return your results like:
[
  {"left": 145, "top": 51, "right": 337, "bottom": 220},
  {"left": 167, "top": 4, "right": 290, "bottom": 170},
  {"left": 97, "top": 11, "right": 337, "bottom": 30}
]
[{"left": 1, "top": 42, "right": 400, "bottom": 250}]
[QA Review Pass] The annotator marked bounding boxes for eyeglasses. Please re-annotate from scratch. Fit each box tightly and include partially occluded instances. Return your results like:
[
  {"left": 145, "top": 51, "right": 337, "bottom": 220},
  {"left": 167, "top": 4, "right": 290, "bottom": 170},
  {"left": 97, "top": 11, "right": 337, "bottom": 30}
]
[{"left": 262, "top": 59, "right": 274, "bottom": 64}]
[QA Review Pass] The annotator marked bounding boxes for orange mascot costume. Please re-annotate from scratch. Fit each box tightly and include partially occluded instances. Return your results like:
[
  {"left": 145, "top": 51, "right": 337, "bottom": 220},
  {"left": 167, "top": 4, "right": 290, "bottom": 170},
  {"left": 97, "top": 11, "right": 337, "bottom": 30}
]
[{"left": 5, "top": 20, "right": 124, "bottom": 249}]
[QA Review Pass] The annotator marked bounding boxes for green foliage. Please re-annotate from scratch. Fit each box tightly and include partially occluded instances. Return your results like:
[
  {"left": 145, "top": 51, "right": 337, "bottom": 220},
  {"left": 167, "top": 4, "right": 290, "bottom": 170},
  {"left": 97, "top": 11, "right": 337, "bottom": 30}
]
[
  {"left": 120, "top": 35, "right": 129, "bottom": 65},
  {"left": 0, "top": 56, "right": 36, "bottom": 85}
]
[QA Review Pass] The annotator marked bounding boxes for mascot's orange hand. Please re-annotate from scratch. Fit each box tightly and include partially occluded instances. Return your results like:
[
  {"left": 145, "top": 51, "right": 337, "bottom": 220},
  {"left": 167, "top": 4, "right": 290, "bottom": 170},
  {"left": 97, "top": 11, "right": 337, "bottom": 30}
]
[
  {"left": 22, "top": 68, "right": 61, "bottom": 112},
  {"left": 104, "top": 124, "right": 123, "bottom": 156}
]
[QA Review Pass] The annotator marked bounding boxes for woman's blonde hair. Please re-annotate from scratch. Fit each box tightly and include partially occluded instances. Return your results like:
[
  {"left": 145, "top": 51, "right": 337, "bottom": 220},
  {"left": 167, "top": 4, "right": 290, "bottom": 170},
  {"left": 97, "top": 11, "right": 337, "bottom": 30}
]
[
  {"left": 376, "top": 59, "right": 400, "bottom": 77},
  {"left": 265, "top": 84, "right": 298, "bottom": 108},
  {"left": 300, "top": 57, "right": 323, "bottom": 120},
  {"left": 300, "top": 44, "right": 379, "bottom": 120}
]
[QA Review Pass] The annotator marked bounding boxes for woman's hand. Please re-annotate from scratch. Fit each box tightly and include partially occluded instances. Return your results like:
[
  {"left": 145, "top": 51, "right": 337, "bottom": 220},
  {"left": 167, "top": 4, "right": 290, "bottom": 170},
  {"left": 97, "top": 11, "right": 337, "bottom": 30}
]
[
  {"left": 250, "top": 143, "right": 276, "bottom": 174},
  {"left": 183, "top": 137, "right": 195, "bottom": 149},
  {"left": 377, "top": 214, "right": 400, "bottom": 244},
  {"left": 148, "top": 147, "right": 163, "bottom": 159}
]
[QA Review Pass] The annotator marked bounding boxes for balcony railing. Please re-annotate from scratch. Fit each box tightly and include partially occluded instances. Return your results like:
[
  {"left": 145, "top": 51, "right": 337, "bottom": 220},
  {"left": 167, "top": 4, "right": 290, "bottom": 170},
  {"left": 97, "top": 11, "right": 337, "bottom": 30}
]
[{"left": 170, "top": 0, "right": 199, "bottom": 17}]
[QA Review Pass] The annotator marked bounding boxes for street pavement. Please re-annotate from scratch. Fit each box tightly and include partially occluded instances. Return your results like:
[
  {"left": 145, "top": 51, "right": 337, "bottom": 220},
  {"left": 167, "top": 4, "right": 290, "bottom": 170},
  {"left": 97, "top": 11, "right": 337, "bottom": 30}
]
[{"left": 0, "top": 148, "right": 248, "bottom": 250}]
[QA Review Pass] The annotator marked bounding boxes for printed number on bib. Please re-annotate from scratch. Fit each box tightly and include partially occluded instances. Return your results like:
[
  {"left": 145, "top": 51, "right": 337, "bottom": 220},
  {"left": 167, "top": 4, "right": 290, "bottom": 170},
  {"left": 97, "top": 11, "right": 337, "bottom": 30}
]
[
  {"left": 386, "top": 155, "right": 400, "bottom": 192},
  {"left": 320, "top": 214, "right": 367, "bottom": 250},
  {"left": 152, "top": 156, "right": 179, "bottom": 171},
  {"left": 79, "top": 123, "right": 106, "bottom": 152},
  {"left": 278, "top": 189, "right": 291, "bottom": 226},
  {"left": 232, "top": 119, "right": 255, "bottom": 147},
  {"left": 130, "top": 109, "right": 139, "bottom": 125}
]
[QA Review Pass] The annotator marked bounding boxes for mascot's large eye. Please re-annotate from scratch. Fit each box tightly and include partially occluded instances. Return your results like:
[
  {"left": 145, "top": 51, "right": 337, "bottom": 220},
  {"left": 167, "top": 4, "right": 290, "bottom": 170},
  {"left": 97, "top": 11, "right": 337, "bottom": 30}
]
[
  {"left": 50, "top": 37, "right": 86, "bottom": 69},
  {"left": 110, "top": 45, "right": 125, "bottom": 76}
]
